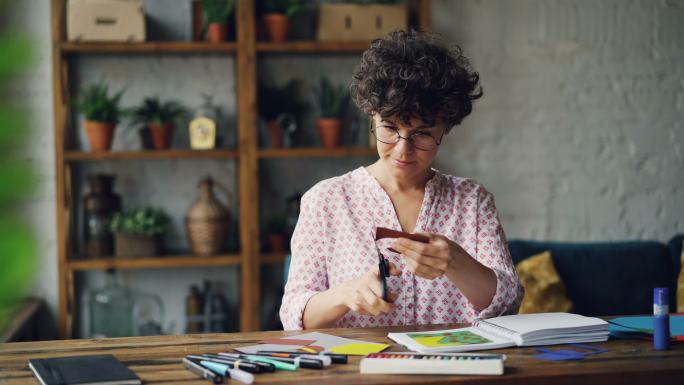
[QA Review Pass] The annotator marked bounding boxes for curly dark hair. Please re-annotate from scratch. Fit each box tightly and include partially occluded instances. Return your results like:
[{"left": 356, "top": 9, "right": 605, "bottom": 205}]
[{"left": 350, "top": 30, "right": 482, "bottom": 131}]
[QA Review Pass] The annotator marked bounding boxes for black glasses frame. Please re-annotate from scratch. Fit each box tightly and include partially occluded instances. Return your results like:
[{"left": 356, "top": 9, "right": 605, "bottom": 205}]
[{"left": 370, "top": 126, "right": 445, "bottom": 151}]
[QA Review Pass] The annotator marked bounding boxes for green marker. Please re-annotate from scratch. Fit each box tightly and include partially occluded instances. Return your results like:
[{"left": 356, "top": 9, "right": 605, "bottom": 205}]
[{"left": 245, "top": 355, "right": 297, "bottom": 371}]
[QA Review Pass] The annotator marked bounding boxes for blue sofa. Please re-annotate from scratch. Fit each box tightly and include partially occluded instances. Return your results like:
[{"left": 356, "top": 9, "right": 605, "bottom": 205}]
[{"left": 509, "top": 234, "right": 683, "bottom": 316}]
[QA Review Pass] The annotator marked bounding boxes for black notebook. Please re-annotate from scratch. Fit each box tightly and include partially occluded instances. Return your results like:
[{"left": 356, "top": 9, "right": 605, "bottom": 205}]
[{"left": 28, "top": 354, "right": 141, "bottom": 385}]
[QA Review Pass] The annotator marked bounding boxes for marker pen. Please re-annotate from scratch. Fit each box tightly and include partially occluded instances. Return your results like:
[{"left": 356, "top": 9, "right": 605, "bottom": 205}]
[
  {"left": 254, "top": 351, "right": 332, "bottom": 366},
  {"left": 653, "top": 287, "right": 670, "bottom": 350},
  {"left": 182, "top": 358, "right": 223, "bottom": 384},
  {"left": 257, "top": 350, "right": 348, "bottom": 364},
  {"left": 218, "top": 353, "right": 297, "bottom": 371},
  {"left": 201, "top": 353, "right": 275, "bottom": 372},
  {"left": 186, "top": 354, "right": 262, "bottom": 373},
  {"left": 219, "top": 352, "right": 323, "bottom": 369},
  {"left": 200, "top": 360, "right": 254, "bottom": 384}
]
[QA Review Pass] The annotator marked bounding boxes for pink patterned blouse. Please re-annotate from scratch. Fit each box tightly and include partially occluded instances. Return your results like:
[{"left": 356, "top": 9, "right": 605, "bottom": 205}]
[{"left": 279, "top": 167, "right": 523, "bottom": 330}]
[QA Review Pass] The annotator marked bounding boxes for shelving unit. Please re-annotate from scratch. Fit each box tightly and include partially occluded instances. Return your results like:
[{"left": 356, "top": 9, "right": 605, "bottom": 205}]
[
  {"left": 64, "top": 149, "right": 239, "bottom": 161},
  {"left": 51, "top": 0, "right": 431, "bottom": 338}
]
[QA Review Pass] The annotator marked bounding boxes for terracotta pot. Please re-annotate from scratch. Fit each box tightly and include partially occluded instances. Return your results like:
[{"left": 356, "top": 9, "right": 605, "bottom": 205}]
[
  {"left": 85, "top": 121, "right": 116, "bottom": 152},
  {"left": 315, "top": 118, "right": 343, "bottom": 148},
  {"left": 264, "top": 13, "right": 289, "bottom": 42},
  {"left": 267, "top": 234, "right": 286, "bottom": 253},
  {"left": 207, "top": 23, "right": 227, "bottom": 43},
  {"left": 267, "top": 120, "right": 284, "bottom": 148},
  {"left": 149, "top": 122, "right": 174, "bottom": 150}
]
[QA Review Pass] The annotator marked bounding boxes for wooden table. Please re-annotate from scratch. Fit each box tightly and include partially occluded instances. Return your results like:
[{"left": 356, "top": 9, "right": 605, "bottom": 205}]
[{"left": 1, "top": 323, "right": 683, "bottom": 385}]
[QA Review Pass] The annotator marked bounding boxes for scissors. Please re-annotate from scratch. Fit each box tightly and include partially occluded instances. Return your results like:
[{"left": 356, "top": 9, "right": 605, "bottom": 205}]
[{"left": 374, "top": 227, "right": 430, "bottom": 301}]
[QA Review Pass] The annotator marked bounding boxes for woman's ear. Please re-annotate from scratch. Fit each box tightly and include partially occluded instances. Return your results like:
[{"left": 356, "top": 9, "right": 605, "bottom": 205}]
[{"left": 369, "top": 114, "right": 378, "bottom": 132}]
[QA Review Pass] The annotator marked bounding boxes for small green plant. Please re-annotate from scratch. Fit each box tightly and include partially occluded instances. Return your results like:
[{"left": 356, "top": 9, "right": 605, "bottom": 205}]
[
  {"left": 72, "top": 81, "right": 125, "bottom": 123},
  {"left": 258, "top": 79, "right": 308, "bottom": 121},
  {"left": 315, "top": 76, "right": 350, "bottom": 119},
  {"left": 109, "top": 207, "right": 171, "bottom": 236},
  {"left": 201, "top": 0, "right": 236, "bottom": 24},
  {"left": 131, "top": 97, "right": 185, "bottom": 126},
  {"left": 264, "top": 0, "right": 305, "bottom": 17}
]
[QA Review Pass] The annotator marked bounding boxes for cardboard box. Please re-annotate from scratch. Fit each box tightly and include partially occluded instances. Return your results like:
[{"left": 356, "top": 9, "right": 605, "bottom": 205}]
[
  {"left": 317, "top": 3, "right": 408, "bottom": 42},
  {"left": 67, "top": 0, "right": 145, "bottom": 42}
]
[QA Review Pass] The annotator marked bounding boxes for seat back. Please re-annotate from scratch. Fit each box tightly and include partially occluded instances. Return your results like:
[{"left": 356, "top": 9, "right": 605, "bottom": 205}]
[{"left": 508, "top": 240, "right": 675, "bottom": 316}]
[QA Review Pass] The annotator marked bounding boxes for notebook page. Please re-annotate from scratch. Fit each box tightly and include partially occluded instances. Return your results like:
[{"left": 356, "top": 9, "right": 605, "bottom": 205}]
[{"left": 477, "top": 313, "right": 607, "bottom": 337}]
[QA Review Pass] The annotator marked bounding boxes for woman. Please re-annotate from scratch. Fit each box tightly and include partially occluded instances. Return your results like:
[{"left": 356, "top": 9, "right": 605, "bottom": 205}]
[{"left": 280, "top": 30, "right": 523, "bottom": 330}]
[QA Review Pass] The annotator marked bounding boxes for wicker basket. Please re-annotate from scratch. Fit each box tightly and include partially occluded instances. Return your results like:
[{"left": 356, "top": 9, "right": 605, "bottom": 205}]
[
  {"left": 115, "top": 232, "right": 158, "bottom": 258},
  {"left": 186, "top": 218, "right": 228, "bottom": 256}
]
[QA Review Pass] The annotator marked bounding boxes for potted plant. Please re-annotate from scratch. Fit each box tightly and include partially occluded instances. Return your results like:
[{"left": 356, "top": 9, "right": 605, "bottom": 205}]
[
  {"left": 266, "top": 211, "right": 288, "bottom": 252},
  {"left": 0, "top": 18, "right": 37, "bottom": 334},
  {"left": 200, "top": 0, "right": 236, "bottom": 42},
  {"left": 314, "top": 76, "right": 350, "bottom": 148},
  {"left": 109, "top": 207, "right": 171, "bottom": 258},
  {"left": 131, "top": 97, "right": 185, "bottom": 150},
  {"left": 72, "top": 81, "right": 125, "bottom": 152},
  {"left": 258, "top": 79, "right": 307, "bottom": 148},
  {"left": 263, "top": 0, "right": 305, "bottom": 42}
]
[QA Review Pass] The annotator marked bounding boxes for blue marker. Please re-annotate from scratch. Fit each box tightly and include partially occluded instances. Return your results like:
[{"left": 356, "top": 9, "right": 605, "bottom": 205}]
[
  {"left": 200, "top": 360, "right": 254, "bottom": 384},
  {"left": 653, "top": 287, "right": 670, "bottom": 350}
]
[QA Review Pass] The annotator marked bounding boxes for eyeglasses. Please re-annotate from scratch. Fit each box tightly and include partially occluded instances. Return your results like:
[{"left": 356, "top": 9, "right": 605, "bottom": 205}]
[{"left": 371, "top": 124, "right": 444, "bottom": 151}]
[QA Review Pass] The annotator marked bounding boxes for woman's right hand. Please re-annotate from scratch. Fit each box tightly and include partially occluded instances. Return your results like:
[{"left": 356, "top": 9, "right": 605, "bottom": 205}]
[{"left": 340, "top": 261, "right": 402, "bottom": 316}]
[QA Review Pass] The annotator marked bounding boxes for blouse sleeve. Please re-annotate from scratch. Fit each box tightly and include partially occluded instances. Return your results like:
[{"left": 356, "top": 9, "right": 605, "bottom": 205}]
[
  {"left": 464, "top": 187, "right": 524, "bottom": 318},
  {"left": 279, "top": 189, "right": 329, "bottom": 330}
]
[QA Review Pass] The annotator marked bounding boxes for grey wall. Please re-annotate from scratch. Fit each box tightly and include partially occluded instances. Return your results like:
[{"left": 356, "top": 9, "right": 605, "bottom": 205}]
[
  {"left": 432, "top": 0, "right": 684, "bottom": 241},
  {"left": 7, "top": 0, "right": 684, "bottom": 336}
]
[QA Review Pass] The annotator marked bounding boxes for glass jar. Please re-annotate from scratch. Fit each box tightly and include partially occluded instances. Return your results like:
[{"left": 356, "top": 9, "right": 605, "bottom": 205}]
[
  {"left": 83, "top": 174, "right": 121, "bottom": 258},
  {"left": 189, "top": 94, "right": 219, "bottom": 150},
  {"left": 87, "top": 270, "right": 134, "bottom": 338}
]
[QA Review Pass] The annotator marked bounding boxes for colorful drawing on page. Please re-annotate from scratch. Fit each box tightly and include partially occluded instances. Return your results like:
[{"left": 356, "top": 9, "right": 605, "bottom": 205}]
[{"left": 406, "top": 330, "right": 493, "bottom": 348}]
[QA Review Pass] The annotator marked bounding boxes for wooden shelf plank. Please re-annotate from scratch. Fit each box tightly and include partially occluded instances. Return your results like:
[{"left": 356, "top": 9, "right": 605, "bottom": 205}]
[
  {"left": 67, "top": 254, "right": 242, "bottom": 271},
  {"left": 64, "top": 149, "right": 239, "bottom": 161},
  {"left": 256, "top": 41, "right": 370, "bottom": 53},
  {"left": 60, "top": 41, "right": 238, "bottom": 54},
  {"left": 260, "top": 252, "right": 288, "bottom": 265},
  {"left": 258, "top": 147, "right": 377, "bottom": 158}
]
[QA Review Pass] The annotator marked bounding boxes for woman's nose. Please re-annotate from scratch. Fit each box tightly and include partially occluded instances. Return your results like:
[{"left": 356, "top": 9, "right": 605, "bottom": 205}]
[{"left": 393, "top": 135, "right": 415, "bottom": 153}]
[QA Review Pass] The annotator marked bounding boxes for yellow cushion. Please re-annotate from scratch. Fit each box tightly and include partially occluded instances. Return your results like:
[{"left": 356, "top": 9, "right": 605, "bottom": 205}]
[
  {"left": 678, "top": 240, "right": 684, "bottom": 313},
  {"left": 515, "top": 251, "right": 573, "bottom": 314}
]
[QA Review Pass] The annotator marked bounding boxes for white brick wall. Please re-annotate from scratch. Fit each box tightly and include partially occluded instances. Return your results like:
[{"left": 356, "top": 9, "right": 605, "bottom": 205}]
[
  {"left": 6, "top": 0, "right": 683, "bottom": 333},
  {"left": 433, "top": 0, "right": 684, "bottom": 241}
]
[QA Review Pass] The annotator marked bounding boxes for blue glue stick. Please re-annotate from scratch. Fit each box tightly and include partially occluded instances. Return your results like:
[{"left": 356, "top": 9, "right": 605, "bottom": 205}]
[{"left": 653, "top": 287, "right": 669, "bottom": 350}]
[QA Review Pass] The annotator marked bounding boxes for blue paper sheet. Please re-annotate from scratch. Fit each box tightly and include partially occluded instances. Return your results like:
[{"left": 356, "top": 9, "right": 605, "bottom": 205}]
[
  {"left": 608, "top": 315, "right": 684, "bottom": 336},
  {"left": 534, "top": 344, "right": 608, "bottom": 361}
]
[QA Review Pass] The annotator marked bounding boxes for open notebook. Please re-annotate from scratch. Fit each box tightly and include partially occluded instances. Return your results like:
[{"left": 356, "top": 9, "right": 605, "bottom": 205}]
[{"left": 388, "top": 312, "right": 609, "bottom": 353}]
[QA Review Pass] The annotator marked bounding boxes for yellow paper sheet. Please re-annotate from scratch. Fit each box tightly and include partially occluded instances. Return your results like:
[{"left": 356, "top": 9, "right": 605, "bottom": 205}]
[{"left": 330, "top": 343, "right": 390, "bottom": 355}]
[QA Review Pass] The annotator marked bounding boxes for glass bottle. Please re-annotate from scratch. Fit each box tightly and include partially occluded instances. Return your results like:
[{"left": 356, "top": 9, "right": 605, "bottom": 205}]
[
  {"left": 83, "top": 174, "right": 121, "bottom": 258},
  {"left": 87, "top": 270, "right": 134, "bottom": 338},
  {"left": 132, "top": 291, "right": 165, "bottom": 336},
  {"left": 189, "top": 94, "right": 219, "bottom": 150},
  {"left": 185, "top": 284, "right": 203, "bottom": 333},
  {"left": 202, "top": 280, "right": 228, "bottom": 332}
]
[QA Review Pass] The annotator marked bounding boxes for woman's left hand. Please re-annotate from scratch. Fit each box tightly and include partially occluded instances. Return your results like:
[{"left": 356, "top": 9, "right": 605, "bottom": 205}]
[{"left": 390, "top": 233, "right": 467, "bottom": 280}]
